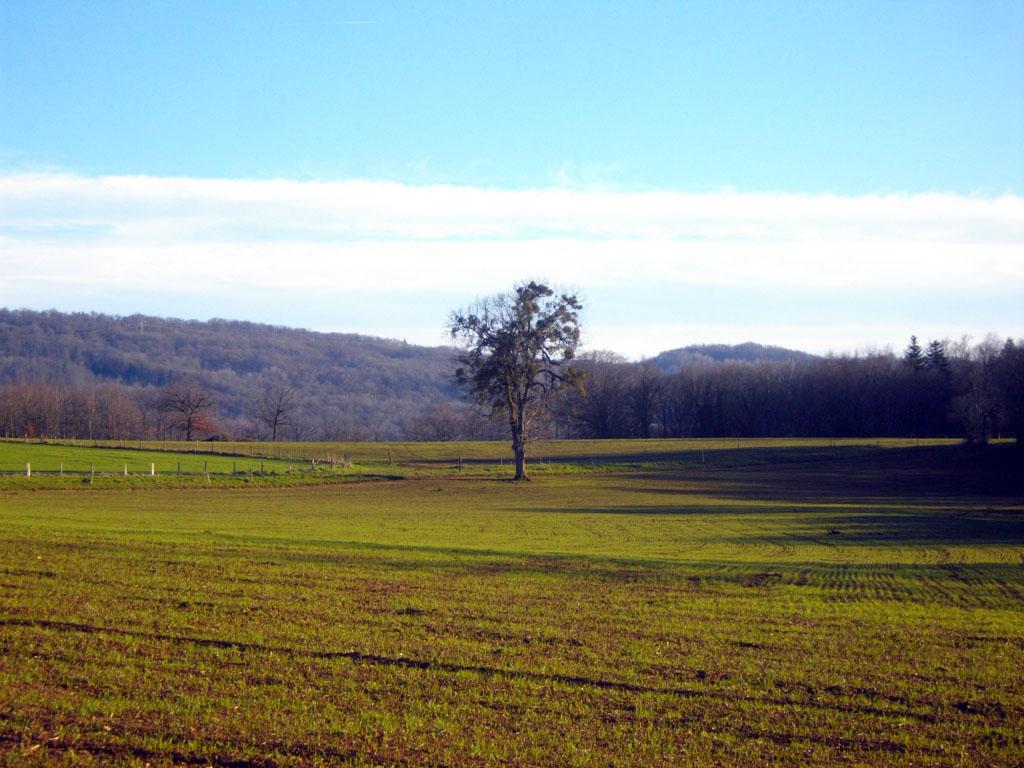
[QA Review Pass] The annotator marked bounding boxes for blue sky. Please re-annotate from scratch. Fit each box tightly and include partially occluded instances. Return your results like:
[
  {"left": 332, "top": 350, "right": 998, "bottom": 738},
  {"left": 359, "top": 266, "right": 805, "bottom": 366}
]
[{"left": 1, "top": 1, "right": 1022, "bottom": 355}]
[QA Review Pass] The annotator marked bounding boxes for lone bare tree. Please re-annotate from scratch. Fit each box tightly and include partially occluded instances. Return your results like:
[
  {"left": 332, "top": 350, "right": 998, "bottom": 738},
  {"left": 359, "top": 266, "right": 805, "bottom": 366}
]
[
  {"left": 257, "top": 381, "right": 298, "bottom": 441},
  {"left": 449, "top": 281, "right": 583, "bottom": 480},
  {"left": 158, "top": 381, "right": 216, "bottom": 441}
]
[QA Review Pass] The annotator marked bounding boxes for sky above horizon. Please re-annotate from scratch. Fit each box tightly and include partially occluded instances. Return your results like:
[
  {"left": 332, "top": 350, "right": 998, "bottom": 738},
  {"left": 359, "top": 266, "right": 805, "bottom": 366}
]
[{"left": 1, "top": 1, "right": 1022, "bottom": 357}]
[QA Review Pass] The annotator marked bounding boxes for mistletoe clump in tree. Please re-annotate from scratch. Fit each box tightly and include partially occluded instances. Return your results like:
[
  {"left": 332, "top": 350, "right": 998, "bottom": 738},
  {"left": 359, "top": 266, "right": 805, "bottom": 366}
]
[{"left": 449, "top": 281, "right": 583, "bottom": 480}]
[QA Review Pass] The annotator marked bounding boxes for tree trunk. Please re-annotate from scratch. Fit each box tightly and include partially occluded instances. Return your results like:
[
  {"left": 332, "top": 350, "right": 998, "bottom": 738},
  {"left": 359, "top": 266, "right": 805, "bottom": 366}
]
[
  {"left": 510, "top": 408, "right": 529, "bottom": 481},
  {"left": 513, "top": 442, "right": 528, "bottom": 480}
]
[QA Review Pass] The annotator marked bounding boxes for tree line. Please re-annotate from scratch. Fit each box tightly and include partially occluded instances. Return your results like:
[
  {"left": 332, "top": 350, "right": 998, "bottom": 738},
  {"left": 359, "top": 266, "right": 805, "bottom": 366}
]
[
  {"left": 2, "top": 335, "right": 1021, "bottom": 445},
  {"left": 553, "top": 336, "right": 1022, "bottom": 443},
  {"left": 0, "top": 377, "right": 499, "bottom": 443},
  {"left": 2, "top": 309, "right": 1021, "bottom": 446},
  {"left": 428, "top": 331, "right": 1022, "bottom": 446}
]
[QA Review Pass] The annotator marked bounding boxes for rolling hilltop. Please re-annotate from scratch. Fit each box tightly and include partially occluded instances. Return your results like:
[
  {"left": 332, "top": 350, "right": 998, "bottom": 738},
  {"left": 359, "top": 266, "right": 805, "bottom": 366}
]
[
  {"left": 649, "top": 342, "right": 816, "bottom": 372},
  {"left": 0, "top": 308, "right": 459, "bottom": 439}
]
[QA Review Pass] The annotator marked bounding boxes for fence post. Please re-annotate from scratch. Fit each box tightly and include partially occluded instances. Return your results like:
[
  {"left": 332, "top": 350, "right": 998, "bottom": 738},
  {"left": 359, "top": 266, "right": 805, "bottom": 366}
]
[
  {"left": 150, "top": 462, "right": 155, "bottom": 476},
  {"left": 123, "top": 463, "right": 128, "bottom": 477},
  {"left": 90, "top": 464, "right": 95, "bottom": 484},
  {"left": 203, "top": 460, "right": 208, "bottom": 475},
  {"left": 24, "top": 463, "right": 30, "bottom": 478},
  {"left": 177, "top": 460, "right": 181, "bottom": 476},
  {"left": 59, "top": 462, "right": 64, "bottom": 478},
  {"left": 387, "top": 447, "right": 392, "bottom": 465}
]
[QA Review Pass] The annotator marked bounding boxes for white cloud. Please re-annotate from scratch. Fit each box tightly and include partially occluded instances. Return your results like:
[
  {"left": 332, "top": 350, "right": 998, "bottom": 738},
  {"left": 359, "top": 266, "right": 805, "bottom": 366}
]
[{"left": 1, "top": 171, "right": 1022, "bottom": 355}]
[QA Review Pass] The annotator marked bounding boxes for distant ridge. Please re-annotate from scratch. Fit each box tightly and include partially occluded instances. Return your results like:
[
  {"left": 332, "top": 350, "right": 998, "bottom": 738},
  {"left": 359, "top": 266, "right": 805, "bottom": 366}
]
[
  {"left": 649, "top": 342, "right": 816, "bottom": 372},
  {"left": 0, "top": 308, "right": 459, "bottom": 439}
]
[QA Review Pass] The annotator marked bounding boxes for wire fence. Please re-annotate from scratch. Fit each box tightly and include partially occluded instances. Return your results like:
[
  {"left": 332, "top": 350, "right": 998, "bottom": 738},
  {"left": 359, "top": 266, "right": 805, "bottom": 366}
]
[{"left": 1, "top": 462, "right": 349, "bottom": 478}]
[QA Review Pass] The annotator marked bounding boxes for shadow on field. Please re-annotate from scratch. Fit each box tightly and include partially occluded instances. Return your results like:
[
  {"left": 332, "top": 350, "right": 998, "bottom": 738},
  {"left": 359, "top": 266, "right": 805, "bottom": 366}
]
[
  {"left": 725, "top": 512, "right": 1024, "bottom": 547},
  {"left": 613, "top": 445, "right": 1024, "bottom": 502},
  {"left": 411, "top": 444, "right": 908, "bottom": 467},
  {"left": 508, "top": 504, "right": 1024, "bottom": 547}
]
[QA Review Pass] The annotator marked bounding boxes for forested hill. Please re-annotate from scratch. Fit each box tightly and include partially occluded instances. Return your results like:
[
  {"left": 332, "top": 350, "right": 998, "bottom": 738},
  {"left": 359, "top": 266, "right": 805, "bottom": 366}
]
[
  {"left": 650, "top": 342, "right": 816, "bottom": 371},
  {"left": 0, "top": 308, "right": 460, "bottom": 439}
]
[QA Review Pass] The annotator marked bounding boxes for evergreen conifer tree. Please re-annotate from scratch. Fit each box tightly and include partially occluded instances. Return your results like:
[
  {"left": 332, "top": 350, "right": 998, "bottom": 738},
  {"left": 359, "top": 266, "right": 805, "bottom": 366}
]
[
  {"left": 925, "top": 339, "right": 949, "bottom": 373},
  {"left": 904, "top": 335, "right": 925, "bottom": 371}
]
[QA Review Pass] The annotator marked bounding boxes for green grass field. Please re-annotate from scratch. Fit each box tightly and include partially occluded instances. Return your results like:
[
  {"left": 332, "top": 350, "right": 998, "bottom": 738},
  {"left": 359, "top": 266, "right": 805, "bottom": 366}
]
[
  {"left": 1, "top": 440, "right": 1022, "bottom": 766},
  {"left": 6, "top": 436, "right": 962, "bottom": 465},
  {"left": 0, "top": 442, "right": 310, "bottom": 476},
  {"left": 0, "top": 442, "right": 384, "bottom": 489},
  {"left": 0, "top": 437, "right": 968, "bottom": 486}
]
